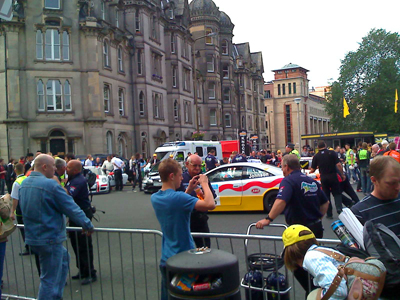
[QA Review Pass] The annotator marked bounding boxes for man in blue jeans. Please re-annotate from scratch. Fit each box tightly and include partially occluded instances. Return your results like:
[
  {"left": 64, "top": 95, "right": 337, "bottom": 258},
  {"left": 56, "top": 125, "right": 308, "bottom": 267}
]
[{"left": 19, "top": 154, "right": 94, "bottom": 300}]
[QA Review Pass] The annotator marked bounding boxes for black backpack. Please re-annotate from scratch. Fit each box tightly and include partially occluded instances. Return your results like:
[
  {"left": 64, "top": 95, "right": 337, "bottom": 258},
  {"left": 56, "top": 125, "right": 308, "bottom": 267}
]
[
  {"left": 82, "top": 168, "right": 97, "bottom": 189},
  {"left": 363, "top": 220, "right": 400, "bottom": 296}
]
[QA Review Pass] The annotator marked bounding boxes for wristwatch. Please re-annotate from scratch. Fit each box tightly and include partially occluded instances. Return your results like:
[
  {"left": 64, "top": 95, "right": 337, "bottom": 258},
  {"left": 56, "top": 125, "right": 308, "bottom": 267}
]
[{"left": 265, "top": 214, "right": 274, "bottom": 222}]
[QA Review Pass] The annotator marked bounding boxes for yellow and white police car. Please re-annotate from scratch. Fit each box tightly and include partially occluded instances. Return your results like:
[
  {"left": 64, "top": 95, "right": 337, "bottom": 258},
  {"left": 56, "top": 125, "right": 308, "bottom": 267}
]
[{"left": 205, "top": 162, "right": 284, "bottom": 212}]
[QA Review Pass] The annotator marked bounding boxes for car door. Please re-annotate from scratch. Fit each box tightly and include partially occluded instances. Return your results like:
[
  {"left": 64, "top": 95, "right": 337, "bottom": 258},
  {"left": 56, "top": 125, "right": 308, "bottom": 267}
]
[
  {"left": 207, "top": 166, "right": 243, "bottom": 209},
  {"left": 241, "top": 166, "right": 277, "bottom": 211}
]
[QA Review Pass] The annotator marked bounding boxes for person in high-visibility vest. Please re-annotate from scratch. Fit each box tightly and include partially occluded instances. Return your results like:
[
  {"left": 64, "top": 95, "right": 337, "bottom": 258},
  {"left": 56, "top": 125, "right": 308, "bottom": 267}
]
[
  {"left": 54, "top": 158, "right": 67, "bottom": 187},
  {"left": 383, "top": 142, "right": 400, "bottom": 163},
  {"left": 10, "top": 163, "right": 29, "bottom": 255},
  {"left": 357, "top": 142, "right": 371, "bottom": 194},
  {"left": 285, "top": 143, "right": 300, "bottom": 160},
  {"left": 345, "top": 143, "right": 356, "bottom": 182}
]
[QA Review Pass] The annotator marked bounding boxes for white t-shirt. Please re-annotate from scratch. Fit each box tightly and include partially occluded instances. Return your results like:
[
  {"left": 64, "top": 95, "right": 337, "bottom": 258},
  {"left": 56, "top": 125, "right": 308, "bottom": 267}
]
[
  {"left": 11, "top": 180, "right": 22, "bottom": 200},
  {"left": 85, "top": 159, "right": 93, "bottom": 166},
  {"left": 102, "top": 160, "right": 113, "bottom": 173},
  {"left": 111, "top": 157, "right": 124, "bottom": 171}
]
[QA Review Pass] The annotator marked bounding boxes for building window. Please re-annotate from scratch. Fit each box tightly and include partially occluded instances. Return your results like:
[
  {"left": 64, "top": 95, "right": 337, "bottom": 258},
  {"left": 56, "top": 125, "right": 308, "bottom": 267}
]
[
  {"left": 137, "top": 50, "right": 142, "bottom": 75},
  {"left": 104, "top": 85, "right": 110, "bottom": 113},
  {"left": 103, "top": 40, "right": 110, "bottom": 67},
  {"left": 106, "top": 131, "right": 113, "bottom": 154},
  {"left": 239, "top": 74, "right": 243, "bottom": 87},
  {"left": 241, "top": 116, "right": 245, "bottom": 129},
  {"left": 151, "top": 16, "right": 157, "bottom": 40},
  {"left": 222, "top": 65, "right": 229, "bottom": 79},
  {"left": 205, "top": 28, "right": 213, "bottom": 44},
  {"left": 118, "top": 46, "right": 124, "bottom": 72},
  {"left": 62, "top": 31, "right": 69, "bottom": 61},
  {"left": 197, "top": 108, "right": 202, "bottom": 126},
  {"left": 45, "top": 29, "right": 60, "bottom": 60},
  {"left": 240, "top": 94, "right": 245, "bottom": 108},
  {"left": 184, "top": 101, "right": 191, "bottom": 123},
  {"left": 260, "top": 99, "right": 264, "bottom": 113},
  {"left": 207, "top": 55, "right": 214, "bottom": 72},
  {"left": 182, "top": 38, "right": 187, "bottom": 58},
  {"left": 153, "top": 93, "right": 162, "bottom": 119},
  {"left": 208, "top": 82, "right": 215, "bottom": 99},
  {"left": 282, "top": 84, "right": 286, "bottom": 95},
  {"left": 172, "top": 66, "right": 177, "bottom": 87},
  {"left": 222, "top": 40, "right": 228, "bottom": 55},
  {"left": 45, "top": 0, "right": 60, "bottom": 9},
  {"left": 135, "top": 10, "right": 140, "bottom": 32},
  {"left": 64, "top": 81, "right": 71, "bottom": 111},
  {"left": 101, "top": 1, "right": 105, "bottom": 19},
  {"left": 278, "top": 84, "right": 281, "bottom": 96},
  {"left": 152, "top": 53, "right": 162, "bottom": 78},
  {"left": 174, "top": 100, "right": 179, "bottom": 121},
  {"left": 139, "top": 91, "right": 145, "bottom": 117},
  {"left": 210, "top": 109, "right": 216, "bottom": 126},
  {"left": 223, "top": 88, "right": 230, "bottom": 103},
  {"left": 247, "top": 94, "right": 252, "bottom": 110},
  {"left": 171, "top": 33, "right": 175, "bottom": 53},
  {"left": 285, "top": 104, "right": 292, "bottom": 143},
  {"left": 293, "top": 82, "right": 297, "bottom": 94},
  {"left": 118, "top": 88, "right": 124, "bottom": 116},
  {"left": 248, "top": 115, "right": 253, "bottom": 130},
  {"left": 168, "top": 8, "right": 174, "bottom": 19},
  {"left": 288, "top": 83, "right": 292, "bottom": 94},
  {"left": 225, "top": 113, "right": 231, "bottom": 127},
  {"left": 183, "top": 68, "right": 190, "bottom": 91},
  {"left": 264, "top": 90, "right": 271, "bottom": 98},
  {"left": 37, "top": 80, "right": 45, "bottom": 111},
  {"left": 115, "top": 9, "right": 119, "bottom": 28},
  {"left": 36, "top": 30, "right": 43, "bottom": 59},
  {"left": 46, "top": 80, "right": 62, "bottom": 111}
]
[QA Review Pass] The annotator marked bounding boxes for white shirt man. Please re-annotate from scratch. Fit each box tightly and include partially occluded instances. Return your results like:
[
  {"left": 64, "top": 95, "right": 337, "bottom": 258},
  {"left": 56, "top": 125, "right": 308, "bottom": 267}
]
[{"left": 111, "top": 157, "right": 124, "bottom": 171}]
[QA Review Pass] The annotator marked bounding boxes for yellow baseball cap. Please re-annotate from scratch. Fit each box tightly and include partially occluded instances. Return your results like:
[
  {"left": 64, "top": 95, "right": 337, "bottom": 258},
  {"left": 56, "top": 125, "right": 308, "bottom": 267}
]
[{"left": 282, "top": 225, "right": 315, "bottom": 248}]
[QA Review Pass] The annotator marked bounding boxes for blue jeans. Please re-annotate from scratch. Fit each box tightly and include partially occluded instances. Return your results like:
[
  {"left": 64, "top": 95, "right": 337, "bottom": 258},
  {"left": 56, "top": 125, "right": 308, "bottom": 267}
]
[
  {"left": 0, "top": 179, "right": 4, "bottom": 195},
  {"left": 0, "top": 242, "right": 6, "bottom": 298},
  {"left": 30, "top": 243, "right": 70, "bottom": 300}
]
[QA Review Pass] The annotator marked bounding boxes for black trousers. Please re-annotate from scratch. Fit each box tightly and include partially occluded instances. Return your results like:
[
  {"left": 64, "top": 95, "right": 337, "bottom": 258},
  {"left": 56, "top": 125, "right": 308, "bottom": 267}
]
[
  {"left": 293, "top": 221, "right": 323, "bottom": 296},
  {"left": 191, "top": 211, "right": 211, "bottom": 248},
  {"left": 69, "top": 209, "right": 96, "bottom": 278},
  {"left": 133, "top": 172, "right": 142, "bottom": 191},
  {"left": 321, "top": 174, "right": 343, "bottom": 217},
  {"left": 114, "top": 169, "right": 123, "bottom": 191}
]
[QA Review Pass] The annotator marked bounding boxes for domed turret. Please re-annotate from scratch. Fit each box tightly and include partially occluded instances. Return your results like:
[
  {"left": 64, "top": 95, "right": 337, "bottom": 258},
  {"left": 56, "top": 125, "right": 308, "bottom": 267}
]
[
  {"left": 189, "top": 0, "right": 220, "bottom": 19},
  {"left": 219, "top": 11, "right": 234, "bottom": 32}
]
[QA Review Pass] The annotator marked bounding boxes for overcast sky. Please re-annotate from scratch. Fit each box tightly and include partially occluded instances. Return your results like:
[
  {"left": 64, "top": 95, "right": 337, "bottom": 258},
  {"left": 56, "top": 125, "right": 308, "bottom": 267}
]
[{"left": 205, "top": 0, "right": 400, "bottom": 88}]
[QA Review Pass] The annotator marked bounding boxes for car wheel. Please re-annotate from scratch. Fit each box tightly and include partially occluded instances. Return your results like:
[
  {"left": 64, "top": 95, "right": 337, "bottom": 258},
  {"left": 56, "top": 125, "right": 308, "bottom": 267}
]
[{"left": 263, "top": 190, "right": 278, "bottom": 213}]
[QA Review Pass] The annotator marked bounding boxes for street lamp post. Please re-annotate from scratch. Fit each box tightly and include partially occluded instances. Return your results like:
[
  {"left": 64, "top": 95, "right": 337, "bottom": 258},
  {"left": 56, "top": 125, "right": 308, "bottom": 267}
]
[
  {"left": 294, "top": 98, "right": 302, "bottom": 152},
  {"left": 192, "top": 32, "right": 218, "bottom": 134}
]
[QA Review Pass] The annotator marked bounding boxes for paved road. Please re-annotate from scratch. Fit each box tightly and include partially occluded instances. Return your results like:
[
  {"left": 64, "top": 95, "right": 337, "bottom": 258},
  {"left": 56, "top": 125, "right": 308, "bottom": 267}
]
[{"left": 5, "top": 183, "right": 363, "bottom": 300}]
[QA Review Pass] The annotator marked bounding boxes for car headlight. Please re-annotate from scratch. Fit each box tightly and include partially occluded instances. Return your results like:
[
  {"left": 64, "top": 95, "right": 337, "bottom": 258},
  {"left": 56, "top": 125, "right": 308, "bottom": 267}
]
[
  {"left": 102, "top": 178, "right": 107, "bottom": 183},
  {"left": 148, "top": 179, "right": 153, "bottom": 184}
]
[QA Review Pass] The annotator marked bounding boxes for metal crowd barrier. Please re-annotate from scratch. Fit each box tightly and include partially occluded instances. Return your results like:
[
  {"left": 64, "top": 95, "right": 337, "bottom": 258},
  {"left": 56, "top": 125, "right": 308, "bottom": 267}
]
[{"left": 2, "top": 225, "right": 340, "bottom": 300}]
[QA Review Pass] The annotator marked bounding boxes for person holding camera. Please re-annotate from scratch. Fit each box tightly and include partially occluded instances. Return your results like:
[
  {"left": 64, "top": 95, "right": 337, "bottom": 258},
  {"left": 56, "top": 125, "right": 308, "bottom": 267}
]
[{"left": 65, "top": 160, "right": 97, "bottom": 285}]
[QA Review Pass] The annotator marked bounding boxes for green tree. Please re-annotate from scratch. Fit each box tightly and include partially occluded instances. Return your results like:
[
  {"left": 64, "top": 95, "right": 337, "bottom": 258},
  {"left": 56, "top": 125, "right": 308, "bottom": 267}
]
[{"left": 327, "top": 29, "right": 400, "bottom": 133}]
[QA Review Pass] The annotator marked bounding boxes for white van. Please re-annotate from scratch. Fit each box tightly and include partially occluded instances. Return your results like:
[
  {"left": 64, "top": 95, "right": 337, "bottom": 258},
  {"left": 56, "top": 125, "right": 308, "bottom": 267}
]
[{"left": 154, "top": 141, "right": 223, "bottom": 163}]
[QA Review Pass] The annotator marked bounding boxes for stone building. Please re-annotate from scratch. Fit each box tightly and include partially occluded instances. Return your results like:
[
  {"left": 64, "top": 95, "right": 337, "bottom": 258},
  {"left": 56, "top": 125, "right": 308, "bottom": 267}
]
[
  {"left": 264, "top": 63, "right": 331, "bottom": 152},
  {"left": 0, "top": 0, "right": 265, "bottom": 159}
]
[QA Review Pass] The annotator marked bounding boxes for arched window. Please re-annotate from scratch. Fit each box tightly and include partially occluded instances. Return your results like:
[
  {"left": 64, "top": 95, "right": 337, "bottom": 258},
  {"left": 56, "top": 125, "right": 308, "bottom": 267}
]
[
  {"left": 118, "top": 46, "right": 123, "bottom": 72},
  {"left": 103, "top": 40, "right": 110, "bottom": 67},
  {"left": 45, "top": 29, "right": 60, "bottom": 60},
  {"left": 64, "top": 81, "right": 71, "bottom": 111},
  {"left": 174, "top": 100, "right": 179, "bottom": 121},
  {"left": 184, "top": 102, "right": 189, "bottom": 123},
  {"left": 210, "top": 109, "right": 216, "bottom": 126},
  {"left": 118, "top": 88, "right": 124, "bottom": 116},
  {"left": 225, "top": 113, "right": 231, "bottom": 128},
  {"left": 205, "top": 27, "right": 213, "bottom": 44},
  {"left": 222, "top": 40, "right": 228, "bottom": 55},
  {"left": 106, "top": 131, "right": 113, "bottom": 154},
  {"left": 139, "top": 91, "right": 145, "bottom": 117},
  {"left": 46, "top": 80, "right": 62, "bottom": 111},
  {"left": 135, "top": 9, "right": 140, "bottom": 32},
  {"left": 37, "top": 80, "right": 44, "bottom": 111},
  {"left": 118, "top": 135, "right": 125, "bottom": 157}
]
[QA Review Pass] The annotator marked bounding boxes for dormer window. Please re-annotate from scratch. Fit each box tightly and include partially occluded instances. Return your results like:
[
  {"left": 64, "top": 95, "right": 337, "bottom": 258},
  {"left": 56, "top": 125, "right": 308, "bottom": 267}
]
[{"left": 45, "top": 0, "right": 60, "bottom": 9}]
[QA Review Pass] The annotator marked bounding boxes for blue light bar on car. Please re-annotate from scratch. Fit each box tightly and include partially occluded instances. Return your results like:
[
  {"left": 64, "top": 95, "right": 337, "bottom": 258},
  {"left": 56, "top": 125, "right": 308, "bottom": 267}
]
[{"left": 177, "top": 142, "right": 186, "bottom": 146}]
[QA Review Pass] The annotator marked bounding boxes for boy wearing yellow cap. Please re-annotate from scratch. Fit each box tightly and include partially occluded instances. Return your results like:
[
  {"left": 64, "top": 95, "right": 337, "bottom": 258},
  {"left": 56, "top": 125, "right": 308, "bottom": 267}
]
[{"left": 282, "top": 225, "right": 348, "bottom": 300}]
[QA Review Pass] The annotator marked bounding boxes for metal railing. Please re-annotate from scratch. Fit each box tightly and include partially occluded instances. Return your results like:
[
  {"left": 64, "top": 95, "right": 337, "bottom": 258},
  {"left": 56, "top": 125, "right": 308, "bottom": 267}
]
[{"left": 2, "top": 225, "right": 341, "bottom": 300}]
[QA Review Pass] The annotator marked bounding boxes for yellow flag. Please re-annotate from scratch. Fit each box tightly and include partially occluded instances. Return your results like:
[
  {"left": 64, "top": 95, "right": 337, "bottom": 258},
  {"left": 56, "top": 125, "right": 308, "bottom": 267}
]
[
  {"left": 395, "top": 89, "right": 398, "bottom": 113},
  {"left": 343, "top": 98, "right": 350, "bottom": 118}
]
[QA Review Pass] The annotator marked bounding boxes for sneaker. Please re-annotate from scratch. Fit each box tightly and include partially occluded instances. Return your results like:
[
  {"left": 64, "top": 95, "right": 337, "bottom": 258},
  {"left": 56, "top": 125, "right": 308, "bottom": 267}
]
[
  {"left": 81, "top": 276, "right": 97, "bottom": 285},
  {"left": 357, "top": 189, "right": 362, "bottom": 192},
  {"left": 19, "top": 250, "right": 31, "bottom": 256}
]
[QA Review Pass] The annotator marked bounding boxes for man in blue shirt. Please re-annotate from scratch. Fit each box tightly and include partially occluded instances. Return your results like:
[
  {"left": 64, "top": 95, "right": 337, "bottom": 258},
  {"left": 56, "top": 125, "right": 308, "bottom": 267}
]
[
  {"left": 255, "top": 154, "right": 328, "bottom": 295},
  {"left": 151, "top": 158, "right": 215, "bottom": 300},
  {"left": 231, "top": 151, "right": 247, "bottom": 163},
  {"left": 205, "top": 149, "right": 219, "bottom": 171},
  {"left": 177, "top": 154, "right": 217, "bottom": 248},
  {"left": 66, "top": 160, "right": 97, "bottom": 285},
  {"left": 19, "top": 155, "right": 93, "bottom": 300}
]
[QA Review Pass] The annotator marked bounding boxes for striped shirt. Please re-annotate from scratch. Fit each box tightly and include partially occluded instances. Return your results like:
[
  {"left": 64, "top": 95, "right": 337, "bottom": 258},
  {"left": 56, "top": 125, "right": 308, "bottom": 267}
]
[
  {"left": 351, "top": 194, "right": 400, "bottom": 238},
  {"left": 303, "top": 245, "right": 348, "bottom": 299}
]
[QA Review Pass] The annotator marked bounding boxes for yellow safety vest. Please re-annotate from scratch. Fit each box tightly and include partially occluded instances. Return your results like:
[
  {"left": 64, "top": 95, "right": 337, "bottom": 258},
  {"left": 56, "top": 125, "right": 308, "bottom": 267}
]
[{"left": 14, "top": 175, "right": 27, "bottom": 217}]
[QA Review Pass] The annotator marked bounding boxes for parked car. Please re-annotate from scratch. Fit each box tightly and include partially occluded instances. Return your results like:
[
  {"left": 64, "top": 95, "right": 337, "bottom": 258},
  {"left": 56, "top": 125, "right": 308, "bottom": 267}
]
[
  {"left": 205, "top": 162, "right": 284, "bottom": 212},
  {"left": 142, "top": 162, "right": 162, "bottom": 194},
  {"left": 84, "top": 166, "right": 128, "bottom": 194}
]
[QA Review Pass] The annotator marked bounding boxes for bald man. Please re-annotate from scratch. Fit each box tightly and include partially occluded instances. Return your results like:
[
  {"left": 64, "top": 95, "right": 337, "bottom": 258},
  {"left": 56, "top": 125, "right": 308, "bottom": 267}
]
[
  {"left": 65, "top": 160, "right": 97, "bottom": 285},
  {"left": 19, "top": 154, "right": 93, "bottom": 300}
]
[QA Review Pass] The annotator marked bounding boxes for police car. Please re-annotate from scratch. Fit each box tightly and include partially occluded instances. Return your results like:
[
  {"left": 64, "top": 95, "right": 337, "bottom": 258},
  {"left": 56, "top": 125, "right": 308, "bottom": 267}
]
[
  {"left": 84, "top": 167, "right": 128, "bottom": 194},
  {"left": 205, "top": 162, "right": 284, "bottom": 212}
]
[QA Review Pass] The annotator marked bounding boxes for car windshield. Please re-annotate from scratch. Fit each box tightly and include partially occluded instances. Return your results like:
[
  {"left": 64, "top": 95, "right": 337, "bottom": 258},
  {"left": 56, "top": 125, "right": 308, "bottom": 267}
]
[
  {"left": 89, "top": 168, "right": 102, "bottom": 176},
  {"left": 151, "top": 162, "right": 161, "bottom": 172},
  {"left": 156, "top": 152, "right": 170, "bottom": 160}
]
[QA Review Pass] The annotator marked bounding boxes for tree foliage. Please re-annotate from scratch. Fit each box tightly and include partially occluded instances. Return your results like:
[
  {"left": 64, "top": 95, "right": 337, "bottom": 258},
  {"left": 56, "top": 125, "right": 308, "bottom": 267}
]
[{"left": 326, "top": 29, "right": 400, "bottom": 133}]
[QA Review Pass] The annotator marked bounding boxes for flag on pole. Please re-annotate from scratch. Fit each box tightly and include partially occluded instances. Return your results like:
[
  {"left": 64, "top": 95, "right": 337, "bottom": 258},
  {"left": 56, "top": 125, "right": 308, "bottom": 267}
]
[
  {"left": 343, "top": 98, "right": 350, "bottom": 118},
  {"left": 395, "top": 89, "right": 398, "bottom": 113}
]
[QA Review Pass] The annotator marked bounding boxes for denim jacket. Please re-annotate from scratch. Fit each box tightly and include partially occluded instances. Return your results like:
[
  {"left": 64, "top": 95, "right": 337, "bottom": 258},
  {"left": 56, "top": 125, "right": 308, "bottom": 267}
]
[{"left": 19, "top": 172, "right": 93, "bottom": 246}]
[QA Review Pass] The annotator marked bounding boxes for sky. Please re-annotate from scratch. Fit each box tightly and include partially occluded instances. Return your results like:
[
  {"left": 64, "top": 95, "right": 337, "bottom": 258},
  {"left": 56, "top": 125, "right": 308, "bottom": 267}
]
[{"left": 203, "top": 0, "right": 400, "bottom": 88}]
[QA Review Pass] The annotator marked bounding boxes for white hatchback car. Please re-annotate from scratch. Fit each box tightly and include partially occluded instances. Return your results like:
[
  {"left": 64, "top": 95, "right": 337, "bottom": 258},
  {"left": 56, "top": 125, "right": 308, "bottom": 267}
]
[
  {"left": 84, "top": 166, "right": 128, "bottom": 194},
  {"left": 205, "top": 162, "right": 284, "bottom": 212}
]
